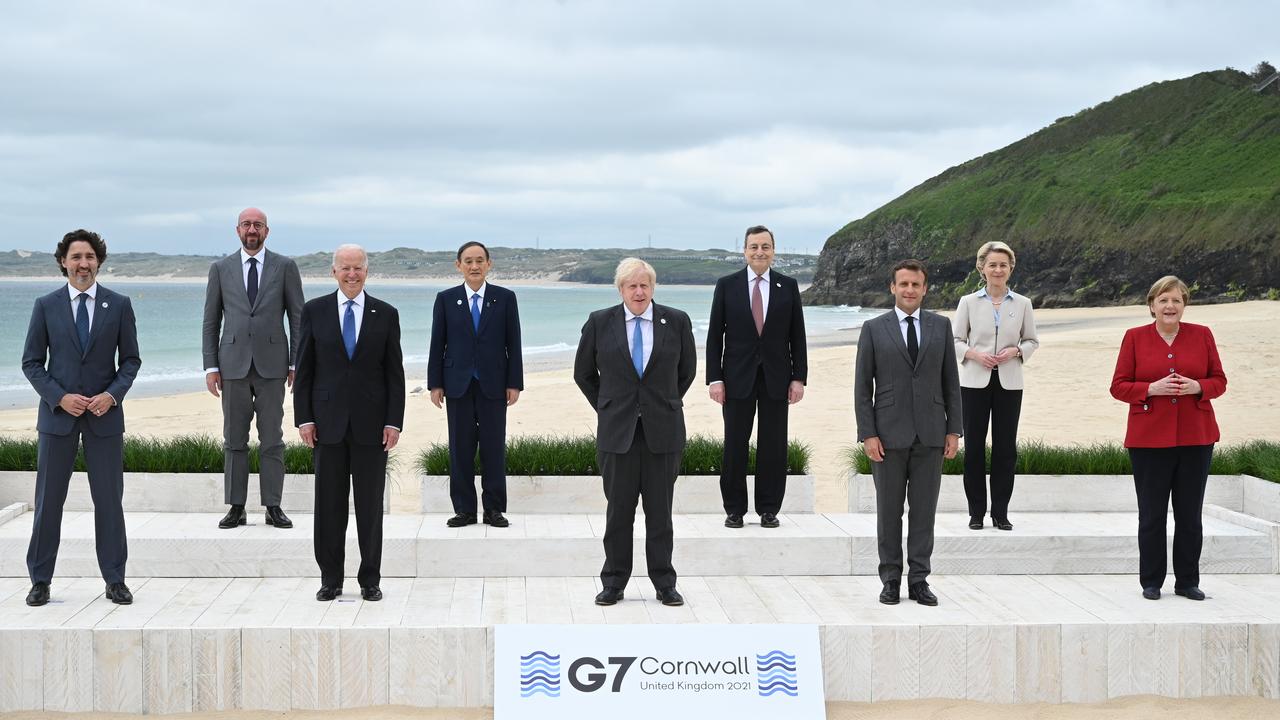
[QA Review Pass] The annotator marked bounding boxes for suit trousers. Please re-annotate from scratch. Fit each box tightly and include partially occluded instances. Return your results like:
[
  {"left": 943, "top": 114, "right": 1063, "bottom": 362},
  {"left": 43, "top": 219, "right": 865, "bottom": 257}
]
[
  {"left": 1130, "top": 444, "right": 1212, "bottom": 591},
  {"left": 28, "top": 418, "right": 127, "bottom": 585},
  {"left": 221, "top": 365, "right": 286, "bottom": 506},
  {"left": 446, "top": 379, "right": 508, "bottom": 513},
  {"left": 720, "top": 367, "right": 789, "bottom": 516},
  {"left": 313, "top": 428, "right": 387, "bottom": 588},
  {"left": 872, "top": 441, "right": 943, "bottom": 585},
  {"left": 961, "top": 370, "right": 1023, "bottom": 521},
  {"left": 598, "top": 420, "right": 679, "bottom": 591}
]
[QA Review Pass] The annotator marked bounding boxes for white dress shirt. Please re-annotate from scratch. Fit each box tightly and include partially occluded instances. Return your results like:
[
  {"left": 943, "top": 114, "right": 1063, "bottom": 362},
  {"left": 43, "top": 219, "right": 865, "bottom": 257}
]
[
  {"left": 67, "top": 282, "right": 98, "bottom": 327},
  {"left": 462, "top": 281, "right": 487, "bottom": 320},
  {"left": 337, "top": 290, "right": 366, "bottom": 339},
  {"left": 240, "top": 248, "right": 264, "bottom": 290},
  {"left": 894, "top": 306, "right": 924, "bottom": 346},
  {"left": 747, "top": 268, "right": 772, "bottom": 315},
  {"left": 624, "top": 302, "right": 654, "bottom": 372}
]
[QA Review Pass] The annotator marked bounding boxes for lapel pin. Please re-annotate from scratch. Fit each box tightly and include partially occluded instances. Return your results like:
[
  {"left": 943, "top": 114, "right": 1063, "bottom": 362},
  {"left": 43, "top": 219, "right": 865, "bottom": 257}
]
[
  {"left": 776, "top": 282, "right": 781, "bottom": 288},
  {"left": 660, "top": 317, "right": 667, "bottom": 324},
  {"left": 371, "top": 308, "right": 377, "bottom": 313},
  {"left": 456, "top": 299, "right": 462, "bottom": 305},
  {"left": 101, "top": 302, "right": 109, "bottom": 308}
]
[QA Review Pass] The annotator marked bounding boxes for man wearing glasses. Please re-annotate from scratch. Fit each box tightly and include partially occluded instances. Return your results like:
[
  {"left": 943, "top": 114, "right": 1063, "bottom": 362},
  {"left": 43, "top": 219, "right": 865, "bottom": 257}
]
[{"left": 202, "top": 207, "right": 305, "bottom": 530}]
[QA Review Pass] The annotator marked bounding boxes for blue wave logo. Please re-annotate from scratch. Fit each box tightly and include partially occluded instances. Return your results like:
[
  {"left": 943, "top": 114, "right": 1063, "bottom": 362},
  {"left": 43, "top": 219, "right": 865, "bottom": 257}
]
[
  {"left": 756, "top": 650, "right": 798, "bottom": 697},
  {"left": 520, "top": 650, "right": 561, "bottom": 698}
]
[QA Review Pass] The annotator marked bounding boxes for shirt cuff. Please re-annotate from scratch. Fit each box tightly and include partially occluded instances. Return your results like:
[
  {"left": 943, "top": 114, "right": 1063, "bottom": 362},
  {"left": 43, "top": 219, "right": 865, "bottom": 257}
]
[
  {"left": 105, "top": 392, "right": 117, "bottom": 406},
  {"left": 298, "top": 422, "right": 316, "bottom": 428},
  {"left": 709, "top": 380, "right": 724, "bottom": 386},
  {"left": 205, "top": 368, "right": 219, "bottom": 374},
  {"left": 384, "top": 425, "right": 401, "bottom": 431}
]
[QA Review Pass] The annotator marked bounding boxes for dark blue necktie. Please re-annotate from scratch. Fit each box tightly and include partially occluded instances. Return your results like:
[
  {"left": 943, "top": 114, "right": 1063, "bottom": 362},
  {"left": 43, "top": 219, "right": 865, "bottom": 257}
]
[
  {"left": 906, "top": 315, "right": 919, "bottom": 365},
  {"left": 471, "top": 293, "right": 481, "bottom": 332},
  {"left": 76, "top": 293, "right": 90, "bottom": 351},
  {"left": 342, "top": 299, "right": 356, "bottom": 359},
  {"left": 631, "top": 316, "right": 644, "bottom": 376},
  {"left": 247, "top": 256, "right": 259, "bottom": 306}
]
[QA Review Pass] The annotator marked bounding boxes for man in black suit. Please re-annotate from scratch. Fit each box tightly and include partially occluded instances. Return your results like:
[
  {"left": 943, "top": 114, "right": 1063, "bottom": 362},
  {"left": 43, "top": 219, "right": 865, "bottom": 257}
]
[
  {"left": 854, "top": 259, "right": 962, "bottom": 607},
  {"left": 294, "top": 245, "right": 405, "bottom": 602},
  {"left": 706, "top": 225, "right": 807, "bottom": 529},
  {"left": 574, "top": 258, "right": 696, "bottom": 607},
  {"left": 22, "top": 230, "right": 141, "bottom": 607},
  {"left": 427, "top": 241, "right": 523, "bottom": 528}
]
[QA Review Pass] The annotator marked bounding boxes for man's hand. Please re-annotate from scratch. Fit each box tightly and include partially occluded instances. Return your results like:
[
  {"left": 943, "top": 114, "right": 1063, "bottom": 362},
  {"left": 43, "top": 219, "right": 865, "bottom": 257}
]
[
  {"left": 287, "top": 369, "right": 295, "bottom": 388},
  {"left": 708, "top": 383, "right": 725, "bottom": 405},
  {"left": 506, "top": 388, "right": 521, "bottom": 406},
  {"left": 86, "top": 392, "right": 114, "bottom": 416},
  {"left": 298, "top": 424, "right": 316, "bottom": 448},
  {"left": 863, "top": 436, "right": 885, "bottom": 463},
  {"left": 944, "top": 434, "right": 960, "bottom": 459},
  {"left": 383, "top": 427, "right": 401, "bottom": 451},
  {"left": 430, "top": 388, "right": 444, "bottom": 408},
  {"left": 58, "top": 394, "right": 90, "bottom": 417},
  {"left": 206, "top": 371, "right": 222, "bottom": 397},
  {"left": 787, "top": 380, "right": 805, "bottom": 404}
]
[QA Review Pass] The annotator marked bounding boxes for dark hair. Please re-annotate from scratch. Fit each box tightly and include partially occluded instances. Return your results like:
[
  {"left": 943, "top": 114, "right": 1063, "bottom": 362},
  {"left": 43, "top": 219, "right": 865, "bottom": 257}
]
[
  {"left": 55, "top": 229, "right": 107, "bottom": 277},
  {"left": 456, "top": 241, "right": 490, "bottom": 261},
  {"left": 744, "top": 225, "right": 774, "bottom": 247},
  {"left": 890, "top": 258, "right": 928, "bottom": 284}
]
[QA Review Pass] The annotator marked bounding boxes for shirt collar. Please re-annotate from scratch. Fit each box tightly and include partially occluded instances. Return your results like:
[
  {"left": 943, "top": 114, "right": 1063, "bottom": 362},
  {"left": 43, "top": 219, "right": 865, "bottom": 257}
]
[
  {"left": 462, "top": 281, "right": 487, "bottom": 300},
  {"left": 67, "top": 282, "right": 98, "bottom": 301},
  {"left": 894, "top": 306, "right": 921, "bottom": 323},
  {"left": 339, "top": 290, "right": 366, "bottom": 309},
  {"left": 750, "top": 268, "right": 771, "bottom": 283},
  {"left": 625, "top": 303, "right": 654, "bottom": 322},
  {"left": 240, "top": 248, "right": 264, "bottom": 265},
  {"left": 979, "top": 287, "right": 1016, "bottom": 300}
]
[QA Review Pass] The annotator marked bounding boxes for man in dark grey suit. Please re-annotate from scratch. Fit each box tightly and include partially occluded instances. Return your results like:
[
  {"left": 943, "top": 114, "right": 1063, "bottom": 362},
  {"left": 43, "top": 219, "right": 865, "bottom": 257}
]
[
  {"left": 202, "top": 207, "right": 305, "bottom": 529},
  {"left": 22, "top": 230, "right": 141, "bottom": 607},
  {"left": 574, "top": 258, "right": 696, "bottom": 607},
  {"left": 854, "top": 259, "right": 962, "bottom": 607}
]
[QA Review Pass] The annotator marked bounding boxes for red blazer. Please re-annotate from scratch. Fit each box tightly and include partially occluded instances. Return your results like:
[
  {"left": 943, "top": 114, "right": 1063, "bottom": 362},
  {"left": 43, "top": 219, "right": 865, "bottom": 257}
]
[{"left": 1110, "top": 322, "right": 1226, "bottom": 448}]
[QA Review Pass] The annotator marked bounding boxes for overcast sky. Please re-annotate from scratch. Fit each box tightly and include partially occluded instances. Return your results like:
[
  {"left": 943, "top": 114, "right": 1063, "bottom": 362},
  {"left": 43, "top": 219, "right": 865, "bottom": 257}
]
[{"left": 0, "top": 1, "right": 1273, "bottom": 256}]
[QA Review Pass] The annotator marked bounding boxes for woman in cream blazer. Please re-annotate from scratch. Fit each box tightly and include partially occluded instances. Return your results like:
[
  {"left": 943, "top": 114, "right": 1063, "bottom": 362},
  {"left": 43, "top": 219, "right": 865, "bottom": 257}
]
[{"left": 953, "top": 241, "right": 1039, "bottom": 531}]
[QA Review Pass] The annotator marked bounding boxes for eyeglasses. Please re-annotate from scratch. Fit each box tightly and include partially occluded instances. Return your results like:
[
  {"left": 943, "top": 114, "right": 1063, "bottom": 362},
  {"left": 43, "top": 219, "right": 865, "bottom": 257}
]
[{"left": 238, "top": 221, "right": 267, "bottom": 230}]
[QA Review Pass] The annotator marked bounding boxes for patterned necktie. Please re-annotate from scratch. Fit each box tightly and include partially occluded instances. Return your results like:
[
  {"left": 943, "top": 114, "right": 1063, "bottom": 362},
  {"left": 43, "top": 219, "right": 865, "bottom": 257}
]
[
  {"left": 906, "top": 315, "right": 919, "bottom": 365},
  {"left": 751, "top": 275, "right": 765, "bottom": 335},
  {"left": 342, "top": 299, "right": 357, "bottom": 359},
  {"left": 471, "top": 293, "right": 482, "bottom": 332},
  {"left": 76, "top": 293, "right": 90, "bottom": 351},
  {"left": 631, "top": 316, "right": 644, "bottom": 376},
  {"left": 247, "top": 257, "right": 259, "bottom": 306}
]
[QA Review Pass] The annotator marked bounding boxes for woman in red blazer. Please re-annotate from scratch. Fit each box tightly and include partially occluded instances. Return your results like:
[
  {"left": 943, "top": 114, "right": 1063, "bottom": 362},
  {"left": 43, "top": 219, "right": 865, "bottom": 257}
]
[{"left": 1110, "top": 276, "right": 1227, "bottom": 602}]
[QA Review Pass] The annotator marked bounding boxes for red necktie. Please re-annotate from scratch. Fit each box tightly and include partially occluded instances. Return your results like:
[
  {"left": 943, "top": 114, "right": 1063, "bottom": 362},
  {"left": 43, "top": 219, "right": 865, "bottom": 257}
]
[{"left": 751, "top": 275, "right": 765, "bottom": 335}]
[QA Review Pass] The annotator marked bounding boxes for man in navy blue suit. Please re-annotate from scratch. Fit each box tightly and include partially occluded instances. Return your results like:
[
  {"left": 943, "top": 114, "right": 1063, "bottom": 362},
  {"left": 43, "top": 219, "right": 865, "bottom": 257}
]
[
  {"left": 21, "top": 230, "right": 141, "bottom": 607},
  {"left": 428, "top": 242, "right": 524, "bottom": 528}
]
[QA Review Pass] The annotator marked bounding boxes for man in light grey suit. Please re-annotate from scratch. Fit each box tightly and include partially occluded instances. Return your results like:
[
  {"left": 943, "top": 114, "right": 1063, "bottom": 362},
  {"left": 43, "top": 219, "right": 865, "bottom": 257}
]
[
  {"left": 202, "top": 207, "right": 305, "bottom": 529},
  {"left": 854, "top": 259, "right": 962, "bottom": 607},
  {"left": 22, "top": 230, "right": 141, "bottom": 606}
]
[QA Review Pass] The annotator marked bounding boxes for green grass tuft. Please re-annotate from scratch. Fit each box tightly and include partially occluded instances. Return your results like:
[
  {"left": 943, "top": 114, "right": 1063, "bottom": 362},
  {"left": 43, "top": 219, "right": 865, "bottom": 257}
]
[{"left": 0, "top": 435, "right": 317, "bottom": 474}]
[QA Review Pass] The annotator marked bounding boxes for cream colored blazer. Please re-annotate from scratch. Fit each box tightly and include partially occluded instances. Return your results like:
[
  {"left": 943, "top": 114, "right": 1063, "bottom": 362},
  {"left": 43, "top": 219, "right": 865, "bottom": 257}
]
[{"left": 953, "top": 289, "right": 1039, "bottom": 389}]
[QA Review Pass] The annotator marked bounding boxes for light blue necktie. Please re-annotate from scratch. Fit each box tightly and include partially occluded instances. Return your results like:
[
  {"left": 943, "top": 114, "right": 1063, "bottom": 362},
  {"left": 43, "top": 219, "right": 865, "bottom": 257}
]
[
  {"left": 471, "top": 293, "right": 482, "bottom": 332},
  {"left": 342, "top": 299, "right": 357, "bottom": 359},
  {"left": 631, "top": 316, "right": 644, "bottom": 376},
  {"left": 75, "top": 293, "right": 90, "bottom": 352}
]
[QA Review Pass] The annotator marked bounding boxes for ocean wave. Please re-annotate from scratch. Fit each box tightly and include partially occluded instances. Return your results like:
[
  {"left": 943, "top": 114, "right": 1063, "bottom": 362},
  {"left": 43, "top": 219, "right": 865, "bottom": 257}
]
[
  {"left": 755, "top": 660, "right": 796, "bottom": 672},
  {"left": 755, "top": 650, "right": 796, "bottom": 662}
]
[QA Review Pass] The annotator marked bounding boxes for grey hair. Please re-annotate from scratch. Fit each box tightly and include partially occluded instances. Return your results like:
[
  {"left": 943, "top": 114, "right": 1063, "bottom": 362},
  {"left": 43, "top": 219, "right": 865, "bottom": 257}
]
[
  {"left": 614, "top": 257, "right": 657, "bottom": 289},
  {"left": 332, "top": 244, "right": 368, "bottom": 269}
]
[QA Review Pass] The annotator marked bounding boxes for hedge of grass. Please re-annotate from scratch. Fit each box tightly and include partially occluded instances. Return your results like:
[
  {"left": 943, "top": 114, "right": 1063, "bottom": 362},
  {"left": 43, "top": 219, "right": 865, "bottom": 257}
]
[
  {"left": 0, "top": 435, "right": 317, "bottom": 474},
  {"left": 847, "top": 440, "right": 1280, "bottom": 482},
  {"left": 419, "top": 434, "right": 811, "bottom": 476}
]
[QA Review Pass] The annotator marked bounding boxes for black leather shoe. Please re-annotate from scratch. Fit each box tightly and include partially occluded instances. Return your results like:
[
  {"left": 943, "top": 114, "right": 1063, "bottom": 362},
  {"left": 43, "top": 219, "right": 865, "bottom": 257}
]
[
  {"left": 1175, "top": 586, "right": 1205, "bottom": 601},
  {"left": 105, "top": 582, "right": 133, "bottom": 605},
  {"left": 26, "top": 582, "right": 50, "bottom": 607},
  {"left": 1142, "top": 586, "right": 1161, "bottom": 600},
  {"left": 760, "top": 513, "right": 780, "bottom": 528},
  {"left": 656, "top": 587, "right": 684, "bottom": 606},
  {"left": 595, "top": 587, "right": 625, "bottom": 605},
  {"left": 968, "top": 517, "right": 983, "bottom": 530},
  {"left": 483, "top": 511, "right": 510, "bottom": 528},
  {"left": 724, "top": 513, "right": 744, "bottom": 528},
  {"left": 265, "top": 506, "right": 293, "bottom": 528},
  {"left": 218, "top": 505, "right": 246, "bottom": 529},
  {"left": 908, "top": 581, "right": 938, "bottom": 606},
  {"left": 878, "top": 580, "right": 900, "bottom": 605},
  {"left": 447, "top": 512, "right": 478, "bottom": 527},
  {"left": 316, "top": 585, "right": 343, "bottom": 601},
  {"left": 993, "top": 518, "right": 1013, "bottom": 531},
  {"left": 361, "top": 586, "right": 383, "bottom": 601}
]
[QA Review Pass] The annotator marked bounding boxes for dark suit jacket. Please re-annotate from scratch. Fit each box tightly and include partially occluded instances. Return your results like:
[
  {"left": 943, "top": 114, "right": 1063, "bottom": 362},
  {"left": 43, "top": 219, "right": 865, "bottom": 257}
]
[
  {"left": 1110, "top": 322, "right": 1226, "bottom": 448},
  {"left": 574, "top": 303, "right": 696, "bottom": 454},
  {"left": 853, "top": 309, "right": 962, "bottom": 449},
  {"left": 294, "top": 291, "right": 406, "bottom": 446},
  {"left": 22, "top": 285, "right": 141, "bottom": 437},
  {"left": 427, "top": 283, "right": 524, "bottom": 399},
  {"left": 201, "top": 248, "right": 305, "bottom": 379},
  {"left": 705, "top": 268, "right": 807, "bottom": 399}
]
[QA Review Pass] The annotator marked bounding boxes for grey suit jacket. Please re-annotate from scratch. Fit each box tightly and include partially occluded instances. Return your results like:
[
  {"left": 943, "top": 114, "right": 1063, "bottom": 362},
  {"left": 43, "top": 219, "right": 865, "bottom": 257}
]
[
  {"left": 573, "top": 302, "right": 697, "bottom": 455},
  {"left": 854, "top": 309, "right": 962, "bottom": 449},
  {"left": 22, "top": 285, "right": 141, "bottom": 436},
  {"left": 201, "top": 248, "right": 304, "bottom": 380}
]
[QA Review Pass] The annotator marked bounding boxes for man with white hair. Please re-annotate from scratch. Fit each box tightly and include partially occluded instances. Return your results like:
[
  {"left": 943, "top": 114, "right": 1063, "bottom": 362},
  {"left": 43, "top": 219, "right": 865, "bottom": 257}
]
[{"left": 294, "top": 244, "right": 405, "bottom": 602}]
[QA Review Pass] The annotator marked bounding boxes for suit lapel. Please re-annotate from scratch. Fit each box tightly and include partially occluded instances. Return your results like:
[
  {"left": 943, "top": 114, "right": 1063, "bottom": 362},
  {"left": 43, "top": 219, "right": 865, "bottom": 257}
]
[
  {"left": 251, "top": 249, "right": 275, "bottom": 311},
  {"left": 609, "top": 305, "right": 633, "bottom": 375},
  {"left": 477, "top": 288, "right": 497, "bottom": 336},
  {"left": 58, "top": 290, "right": 85, "bottom": 356},
  {"left": 884, "top": 311, "right": 914, "bottom": 367},
  {"left": 916, "top": 311, "right": 937, "bottom": 365},
  {"left": 646, "top": 304, "right": 670, "bottom": 379},
  {"left": 459, "top": 285, "right": 480, "bottom": 338},
  {"left": 83, "top": 286, "right": 112, "bottom": 356},
  {"left": 762, "top": 271, "right": 784, "bottom": 334},
  {"left": 352, "top": 293, "right": 379, "bottom": 361},
  {"left": 323, "top": 291, "right": 348, "bottom": 363}
]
